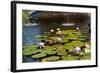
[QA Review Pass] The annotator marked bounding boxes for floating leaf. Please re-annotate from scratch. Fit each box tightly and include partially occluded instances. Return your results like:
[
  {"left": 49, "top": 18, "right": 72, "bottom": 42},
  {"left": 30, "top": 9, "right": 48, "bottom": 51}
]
[
  {"left": 32, "top": 53, "right": 46, "bottom": 58},
  {"left": 23, "top": 45, "right": 38, "bottom": 50},
  {"left": 56, "top": 48, "right": 67, "bottom": 55},
  {"left": 23, "top": 49, "right": 42, "bottom": 56},
  {"left": 66, "top": 41, "right": 84, "bottom": 47},
  {"left": 42, "top": 49, "right": 56, "bottom": 55},
  {"left": 62, "top": 45, "right": 73, "bottom": 50},
  {"left": 32, "top": 49, "right": 42, "bottom": 54},
  {"left": 41, "top": 56, "right": 60, "bottom": 62},
  {"left": 62, "top": 55, "right": 76, "bottom": 60}
]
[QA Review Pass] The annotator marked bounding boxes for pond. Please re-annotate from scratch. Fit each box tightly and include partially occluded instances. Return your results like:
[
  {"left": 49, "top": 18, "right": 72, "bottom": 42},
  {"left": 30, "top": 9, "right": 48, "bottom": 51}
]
[{"left": 23, "top": 23, "right": 90, "bottom": 63}]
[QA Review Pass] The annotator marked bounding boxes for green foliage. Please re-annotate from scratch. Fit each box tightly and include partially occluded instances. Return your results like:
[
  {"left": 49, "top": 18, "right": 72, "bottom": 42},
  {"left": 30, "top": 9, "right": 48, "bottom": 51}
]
[{"left": 22, "top": 10, "right": 30, "bottom": 24}]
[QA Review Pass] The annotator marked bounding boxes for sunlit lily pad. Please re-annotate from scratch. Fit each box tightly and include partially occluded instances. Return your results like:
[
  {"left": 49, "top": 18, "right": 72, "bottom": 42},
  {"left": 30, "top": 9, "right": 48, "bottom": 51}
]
[
  {"left": 23, "top": 49, "right": 42, "bottom": 56},
  {"left": 42, "top": 49, "right": 56, "bottom": 55},
  {"left": 66, "top": 41, "right": 84, "bottom": 47},
  {"left": 32, "top": 49, "right": 42, "bottom": 54},
  {"left": 56, "top": 48, "right": 67, "bottom": 55},
  {"left": 32, "top": 53, "right": 46, "bottom": 58}
]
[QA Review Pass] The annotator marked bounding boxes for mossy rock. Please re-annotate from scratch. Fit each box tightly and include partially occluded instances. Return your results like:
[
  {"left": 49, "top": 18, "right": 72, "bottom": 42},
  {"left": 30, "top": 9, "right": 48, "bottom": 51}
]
[
  {"left": 32, "top": 53, "right": 46, "bottom": 58},
  {"left": 41, "top": 56, "right": 60, "bottom": 62}
]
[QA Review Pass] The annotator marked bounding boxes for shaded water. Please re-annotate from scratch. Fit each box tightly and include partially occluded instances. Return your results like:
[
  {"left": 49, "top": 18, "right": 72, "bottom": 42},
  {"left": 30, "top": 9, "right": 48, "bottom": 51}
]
[{"left": 23, "top": 25, "right": 42, "bottom": 45}]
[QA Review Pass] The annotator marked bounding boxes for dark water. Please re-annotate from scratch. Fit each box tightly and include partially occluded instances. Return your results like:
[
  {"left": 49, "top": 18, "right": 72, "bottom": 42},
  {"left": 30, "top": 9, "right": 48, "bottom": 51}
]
[{"left": 23, "top": 25, "right": 43, "bottom": 45}]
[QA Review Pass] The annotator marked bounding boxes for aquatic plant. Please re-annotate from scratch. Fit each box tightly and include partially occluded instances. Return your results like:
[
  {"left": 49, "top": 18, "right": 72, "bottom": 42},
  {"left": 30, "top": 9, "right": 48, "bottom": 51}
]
[
  {"left": 41, "top": 56, "right": 60, "bottom": 62},
  {"left": 32, "top": 53, "right": 46, "bottom": 58},
  {"left": 23, "top": 45, "right": 40, "bottom": 56},
  {"left": 62, "top": 55, "right": 76, "bottom": 60},
  {"left": 23, "top": 29, "right": 91, "bottom": 62},
  {"left": 42, "top": 49, "right": 56, "bottom": 55},
  {"left": 56, "top": 48, "right": 67, "bottom": 55},
  {"left": 23, "top": 49, "right": 42, "bottom": 56}
]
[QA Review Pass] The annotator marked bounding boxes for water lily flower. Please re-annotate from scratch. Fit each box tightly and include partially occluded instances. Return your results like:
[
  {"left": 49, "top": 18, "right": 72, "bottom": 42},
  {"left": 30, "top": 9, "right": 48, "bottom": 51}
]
[
  {"left": 50, "top": 29, "right": 54, "bottom": 32},
  {"left": 57, "top": 28, "right": 60, "bottom": 31}
]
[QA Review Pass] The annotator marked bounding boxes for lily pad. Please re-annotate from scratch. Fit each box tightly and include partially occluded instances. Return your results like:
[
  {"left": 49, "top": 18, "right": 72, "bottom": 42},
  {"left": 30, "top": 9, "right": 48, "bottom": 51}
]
[
  {"left": 62, "top": 55, "right": 76, "bottom": 60},
  {"left": 62, "top": 45, "right": 73, "bottom": 50},
  {"left": 42, "top": 49, "right": 56, "bottom": 55},
  {"left": 41, "top": 56, "right": 60, "bottom": 62},
  {"left": 56, "top": 48, "right": 67, "bottom": 55},
  {"left": 23, "top": 49, "right": 34, "bottom": 56},
  {"left": 23, "top": 45, "right": 38, "bottom": 50},
  {"left": 23, "top": 49, "right": 42, "bottom": 56},
  {"left": 62, "top": 38, "right": 69, "bottom": 43},
  {"left": 80, "top": 54, "right": 91, "bottom": 60},
  {"left": 66, "top": 41, "right": 84, "bottom": 47},
  {"left": 32, "top": 53, "right": 46, "bottom": 58},
  {"left": 32, "top": 49, "right": 42, "bottom": 54}
]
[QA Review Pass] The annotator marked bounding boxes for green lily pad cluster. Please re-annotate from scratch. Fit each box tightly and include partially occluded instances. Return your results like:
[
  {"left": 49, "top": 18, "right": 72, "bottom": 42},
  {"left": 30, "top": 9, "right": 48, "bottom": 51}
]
[{"left": 23, "top": 30, "right": 91, "bottom": 62}]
